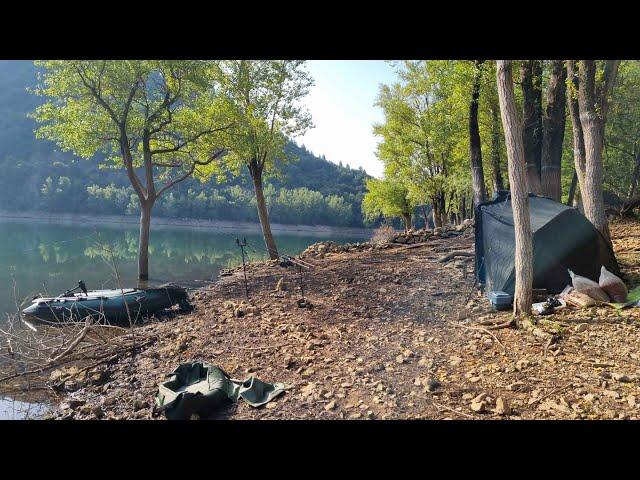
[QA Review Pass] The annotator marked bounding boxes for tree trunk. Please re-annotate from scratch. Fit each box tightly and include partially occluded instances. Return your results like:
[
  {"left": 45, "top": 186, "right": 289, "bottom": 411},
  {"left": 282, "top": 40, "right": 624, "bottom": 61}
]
[
  {"left": 567, "top": 170, "right": 578, "bottom": 206},
  {"left": 497, "top": 60, "right": 533, "bottom": 317},
  {"left": 439, "top": 194, "right": 447, "bottom": 227},
  {"left": 627, "top": 148, "right": 640, "bottom": 199},
  {"left": 576, "top": 60, "right": 618, "bottom": 243},
  {"left": 402, "top": 212, "right": 412, "bottom": 232},
  {"left": 420, "top": 205, "right": 430, "bottom": 229},
  {"left": 567, "top": 61, "right": 587, "bottom": 193},
  {"left": 520, "top": 60, "right": 544, "bottom": 195},
  {"left": 432, "top": 199, "right": 442, "bottom": 228},
  {"left": 250, "top": 161, "right": 279, "bottom": 259},
  {"left": 541, "top": 60, "right": 567, "bottom": 201},
  {"left": 138, "top": 201, "right": 153, "bottom": 282},
  {"left": 490, "top": 101, "right": 505, "bottom": 195},
  {"left": 469, "top": 60, "right": 487, "bottom": 207}
]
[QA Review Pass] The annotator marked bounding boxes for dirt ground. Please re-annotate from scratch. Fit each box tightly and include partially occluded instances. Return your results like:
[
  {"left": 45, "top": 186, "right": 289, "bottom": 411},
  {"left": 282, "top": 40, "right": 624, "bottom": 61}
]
[{"left": 42, "top": 220, "right": 640, "bottom": 420}]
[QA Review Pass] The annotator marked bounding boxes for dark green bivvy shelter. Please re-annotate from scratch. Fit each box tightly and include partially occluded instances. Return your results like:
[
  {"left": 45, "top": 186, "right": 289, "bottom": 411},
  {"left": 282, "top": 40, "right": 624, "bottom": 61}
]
[{"left": 475, "top": 191, "right": 620, "bottom": 296}]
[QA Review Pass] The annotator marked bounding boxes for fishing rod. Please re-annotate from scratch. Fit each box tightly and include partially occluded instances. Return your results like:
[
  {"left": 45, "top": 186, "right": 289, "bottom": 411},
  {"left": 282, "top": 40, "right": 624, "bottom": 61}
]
[{"left": 235, "top": 237, "right": 249, "bottom": 299}]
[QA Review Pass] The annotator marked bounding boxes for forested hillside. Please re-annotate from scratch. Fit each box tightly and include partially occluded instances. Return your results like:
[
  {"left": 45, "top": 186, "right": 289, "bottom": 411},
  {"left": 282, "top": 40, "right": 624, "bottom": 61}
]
[{"left": 0, "top": 61, "right": 369, "bottom": 227}]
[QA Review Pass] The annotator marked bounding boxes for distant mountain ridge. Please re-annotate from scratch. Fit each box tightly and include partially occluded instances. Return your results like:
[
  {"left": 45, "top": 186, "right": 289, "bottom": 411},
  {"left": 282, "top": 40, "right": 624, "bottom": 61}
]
[{"left": 0, "top": 61, "right": 369, "bottom": 227}]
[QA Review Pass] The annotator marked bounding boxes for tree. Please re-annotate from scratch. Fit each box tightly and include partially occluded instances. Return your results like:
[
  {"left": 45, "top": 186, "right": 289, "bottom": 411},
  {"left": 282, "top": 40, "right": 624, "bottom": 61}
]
[
  {"left": 520, "top": 60, "right": 544, "bottom": 194},
  {"left": 469, "top": 60, "right": 487, "bottom": 207},
  {"left": 206, "top": 61, "right": 313, "bottom": 259},
  {"left": 32, "top": 61, "right": 230, "bottom": 280},
  {"left": 362, "top": 177, "right": 415, "bottom": 232},
  {"left": 602, "top": 61, "right": 640, "bottom": 206},
  {"left": 497, "top": 60, "right": 533, "bottom": 317},
  {"left": 374, "top": 61, "right": 469, "bottom": 228},
  {"left": 567, "top": 60, "right": 620, "bottom": 242},
  {"left": 540, "top": 60, "right": 567, "bottom": 201}
]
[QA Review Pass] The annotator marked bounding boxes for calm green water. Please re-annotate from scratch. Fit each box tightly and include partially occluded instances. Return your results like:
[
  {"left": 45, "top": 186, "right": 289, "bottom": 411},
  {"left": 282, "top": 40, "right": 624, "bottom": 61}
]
[{"left": 0, "top": 218, "right": 368, "bottom": 323}]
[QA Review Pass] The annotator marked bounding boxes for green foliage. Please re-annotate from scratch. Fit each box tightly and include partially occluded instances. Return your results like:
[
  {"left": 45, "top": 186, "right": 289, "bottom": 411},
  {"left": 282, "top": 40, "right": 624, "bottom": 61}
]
[
  {"left": 199, "top": 60, "right": 314, "bottom": 180},
  {"left": 362, "top": 177, "right": 414, "bottom": 225}
]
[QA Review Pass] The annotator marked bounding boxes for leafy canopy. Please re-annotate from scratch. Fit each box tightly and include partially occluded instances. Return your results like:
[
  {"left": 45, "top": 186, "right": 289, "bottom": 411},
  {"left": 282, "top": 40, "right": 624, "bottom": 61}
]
[
  {"left": 200, "top": 60, "right": 314, "bottom": 181},
  {"left": 362, "top": 177, "right": 414, "bottom": 223},
  {"left": 31, "top": 60, "right": 232, "bottom": 200}
]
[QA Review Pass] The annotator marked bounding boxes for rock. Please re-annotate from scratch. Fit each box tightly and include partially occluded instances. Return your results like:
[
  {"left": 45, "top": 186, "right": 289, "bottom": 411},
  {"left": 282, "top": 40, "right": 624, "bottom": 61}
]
[
  {"left": 424, "top": 378, "right": 441, "bottom": 392},
  {"left": 507, "top": 381, "right": 527, "bottom": 392},
  {"left": 574, "top": 323, "right": 589, "bottom": 333},
  {"left": 301, "top": 368, "right": 315, "bottom": 378},
  {"left": 92, "top": 405, "right": 104, "bottom": 418},
  {"left": 418, "top": 357, "right": 433, "bottom": 367},
  {"left": 472, "top": 393, "right": 487, "bottom": 403},
  {"left": 470, "top": 401, "right": 486, "bottom": 413},
  {"left": 275, "top": 278, "right": 287, "bottom": 291},
  {"left": 325, "top": 400, "right": 337, "bottom": 411},
  {"left": 60, "top": 399, "right": 85, "bottom": 411},
  {"left": 449, "top": 355, "right": 462, "bottom": 366},
  {"left": 612, "top": 373, "right": 633, "bottom": 383},
  {"left": 495, "top": 397, "right": 511, "bottom": 416}
]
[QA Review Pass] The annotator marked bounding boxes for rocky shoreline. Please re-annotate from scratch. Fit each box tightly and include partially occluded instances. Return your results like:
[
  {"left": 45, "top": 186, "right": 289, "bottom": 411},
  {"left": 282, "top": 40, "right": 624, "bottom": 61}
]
[{"left": 4, "top": 219, "right": 640, "bottom": 420}]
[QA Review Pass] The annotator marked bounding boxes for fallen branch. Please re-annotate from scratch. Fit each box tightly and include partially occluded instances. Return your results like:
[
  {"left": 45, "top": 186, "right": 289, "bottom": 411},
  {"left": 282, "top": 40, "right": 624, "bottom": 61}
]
[
  {"left": 437, "top": 251, "right": 474, "bottom": 263},
  {"left": 485, "top": 318, "right": 515, "bottom": 330},
  {"left": 48, "top": 318, "right": 91, "bottom": 363},
  {"left": 431, "top": 400, "right": 477, "bottom": 419},
  {"left": 234, "top": 343, "right": 289, "bottom": 351},
  {"left": 453, "top": 322, "right": 506, "bottom": 350}
]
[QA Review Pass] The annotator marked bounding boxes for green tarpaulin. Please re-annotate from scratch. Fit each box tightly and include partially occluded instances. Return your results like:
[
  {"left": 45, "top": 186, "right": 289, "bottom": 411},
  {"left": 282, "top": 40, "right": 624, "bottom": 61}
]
[{"left": 155, "top": 362, "right": 287, "bottom": 420}]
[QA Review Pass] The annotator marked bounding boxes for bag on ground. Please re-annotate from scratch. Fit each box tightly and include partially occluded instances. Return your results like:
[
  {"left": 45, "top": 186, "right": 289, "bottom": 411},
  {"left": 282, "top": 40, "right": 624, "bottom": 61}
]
[
  {"left": 568, "top": 269, "right": 610, "bottom": 303},
  {"left": 599, "top": 265, "right": 628, "bottom": 303}
]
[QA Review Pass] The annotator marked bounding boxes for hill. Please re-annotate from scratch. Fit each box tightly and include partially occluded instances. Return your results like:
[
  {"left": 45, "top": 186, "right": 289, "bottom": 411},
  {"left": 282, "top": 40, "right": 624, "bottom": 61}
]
[{"left": 0, "top": 61, "right": 369, "bottom": 227}]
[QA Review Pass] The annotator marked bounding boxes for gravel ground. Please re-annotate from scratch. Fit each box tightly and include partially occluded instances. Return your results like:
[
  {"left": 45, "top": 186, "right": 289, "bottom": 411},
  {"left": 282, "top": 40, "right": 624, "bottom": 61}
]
[{"left": 43, "top": 220, "right": 640, "bottom": 420}]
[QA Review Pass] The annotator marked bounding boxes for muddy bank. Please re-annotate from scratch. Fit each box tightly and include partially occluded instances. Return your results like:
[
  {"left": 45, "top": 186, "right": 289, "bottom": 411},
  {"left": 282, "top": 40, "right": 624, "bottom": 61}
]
[
  {"left": 5, "top": 220, "right": 640, "bottom": 420},
  {"left": 0, "top": 210, "right": 372, "bottom": 238}
]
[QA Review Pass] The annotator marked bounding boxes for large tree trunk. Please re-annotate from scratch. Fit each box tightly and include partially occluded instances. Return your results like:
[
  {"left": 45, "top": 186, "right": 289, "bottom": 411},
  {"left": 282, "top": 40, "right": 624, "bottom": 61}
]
[
  {"left": 439, "top": 193, "right": 447, "bottom": 227},
  {"left": 541, "top": 60, "right": 567, "bottom": 201},
  {"left": 567, "top": 61, "right": 587, "bottom": 191},
  {"left": 576, "top": 60, "right": 620, "bottom": 244},
  {"left": 497, "top": 60, "right": 533, "bottom": 317},
  {"left": 250, "top": 160, "right": 279, "bottom": 259},
  {"left": 138, "top": 200, "right": 153, "bottom": 282},
  {"left": 520, "top": 60, "right": 544, "bottom": 195},
  {"left": 490, "top": 101, "right": 505, "bottom": 195},
  {"left": 432, "top": 198, "right": 442, "bottom": 228},
  {"left": 469, "top": 60, "right": 487, "bottom": 207}
]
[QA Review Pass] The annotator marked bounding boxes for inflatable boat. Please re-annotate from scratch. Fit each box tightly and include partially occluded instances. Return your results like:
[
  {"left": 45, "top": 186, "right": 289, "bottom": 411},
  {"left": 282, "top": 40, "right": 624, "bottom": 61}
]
[{"left": 21, "top": 281, "right": 190, "bottom": 325}]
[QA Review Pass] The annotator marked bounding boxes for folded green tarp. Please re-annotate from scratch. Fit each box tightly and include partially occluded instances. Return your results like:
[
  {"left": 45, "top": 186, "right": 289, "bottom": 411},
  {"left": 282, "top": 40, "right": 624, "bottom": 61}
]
[{"left": 155, "top": 362, "right": 287, "bottom": 420}]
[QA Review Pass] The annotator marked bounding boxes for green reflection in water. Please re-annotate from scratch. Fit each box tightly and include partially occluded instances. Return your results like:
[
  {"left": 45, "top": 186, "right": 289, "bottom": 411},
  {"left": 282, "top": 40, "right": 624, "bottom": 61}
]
[{"left": 0, "top": 219, "right": 367, "bottom": 322}]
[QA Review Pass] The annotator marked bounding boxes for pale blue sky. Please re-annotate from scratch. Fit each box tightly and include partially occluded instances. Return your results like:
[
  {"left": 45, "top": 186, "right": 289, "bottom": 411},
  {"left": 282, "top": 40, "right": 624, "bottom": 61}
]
[{"left": 295, "top": 60, "right": 398, "bottom": 178}]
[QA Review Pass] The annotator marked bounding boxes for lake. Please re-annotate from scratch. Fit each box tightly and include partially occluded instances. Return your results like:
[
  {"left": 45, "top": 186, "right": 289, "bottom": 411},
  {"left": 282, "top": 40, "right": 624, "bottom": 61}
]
[
  {"left": 0, "top": 217, "right": 370, "bottom": 323},
  {"left": 0, "top": 217, "right": 369, "bottom": 419}
]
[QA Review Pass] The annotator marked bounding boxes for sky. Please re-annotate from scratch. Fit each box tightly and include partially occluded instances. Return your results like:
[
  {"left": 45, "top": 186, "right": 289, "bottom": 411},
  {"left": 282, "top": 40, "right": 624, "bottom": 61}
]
[{"left": 295, "top": 60, "right": 398, "bottom": 178}]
